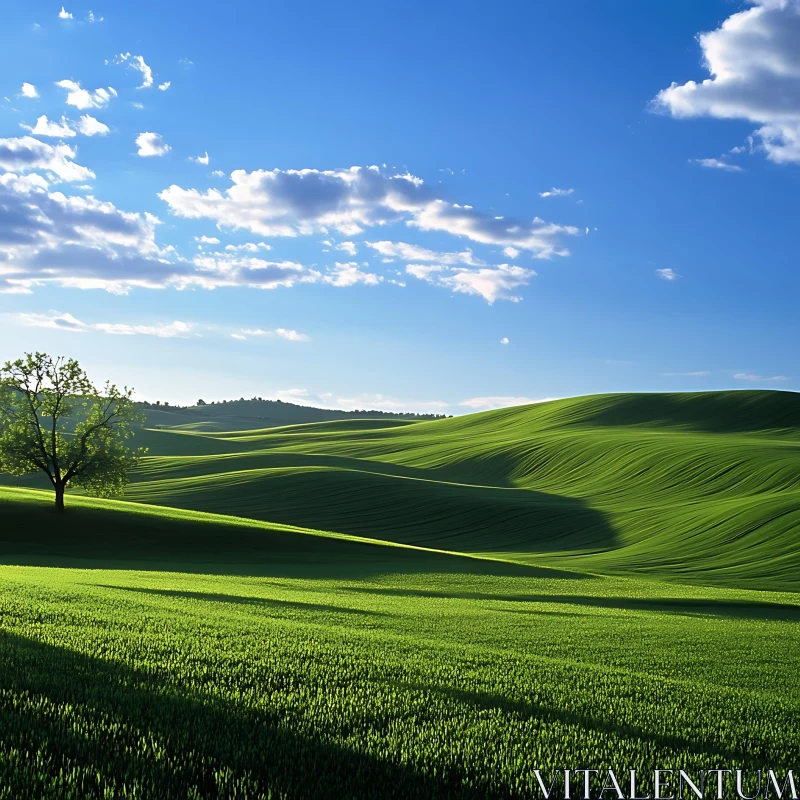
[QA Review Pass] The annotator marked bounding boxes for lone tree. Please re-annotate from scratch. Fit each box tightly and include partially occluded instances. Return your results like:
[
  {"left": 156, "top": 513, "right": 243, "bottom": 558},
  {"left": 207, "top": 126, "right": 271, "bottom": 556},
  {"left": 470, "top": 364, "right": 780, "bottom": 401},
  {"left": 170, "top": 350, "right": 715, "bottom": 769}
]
[{"left": 0, "top": 352, "right": 146, "bottom": 512}]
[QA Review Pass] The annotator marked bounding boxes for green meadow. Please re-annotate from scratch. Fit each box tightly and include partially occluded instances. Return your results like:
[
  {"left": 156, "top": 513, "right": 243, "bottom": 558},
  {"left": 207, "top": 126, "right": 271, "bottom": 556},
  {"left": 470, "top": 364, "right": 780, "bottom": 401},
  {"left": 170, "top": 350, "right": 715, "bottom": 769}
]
[{"left": 1, "top": 390, "right": 800, "bottom": 798}]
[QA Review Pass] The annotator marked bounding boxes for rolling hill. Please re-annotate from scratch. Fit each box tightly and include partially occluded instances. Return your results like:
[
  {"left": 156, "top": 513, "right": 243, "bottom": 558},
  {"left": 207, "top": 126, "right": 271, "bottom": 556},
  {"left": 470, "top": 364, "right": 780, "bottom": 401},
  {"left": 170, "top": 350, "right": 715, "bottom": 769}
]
[
  {"left": 3, "top": 390, "right": 799, "bottom": 589},
  {"left": 82, "top": 391, "right": 800, "bottom": 590}
]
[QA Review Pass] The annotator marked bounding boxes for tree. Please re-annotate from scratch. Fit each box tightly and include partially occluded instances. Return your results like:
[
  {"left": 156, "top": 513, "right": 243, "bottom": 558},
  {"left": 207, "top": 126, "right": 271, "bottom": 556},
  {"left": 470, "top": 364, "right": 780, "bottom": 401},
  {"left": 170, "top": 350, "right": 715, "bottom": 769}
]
[
  {"left": 197, "top": 398, "right": 207, "bottom": 406},
  {"left": 0, "top": 352, "right": 146, "bottom": 512}
]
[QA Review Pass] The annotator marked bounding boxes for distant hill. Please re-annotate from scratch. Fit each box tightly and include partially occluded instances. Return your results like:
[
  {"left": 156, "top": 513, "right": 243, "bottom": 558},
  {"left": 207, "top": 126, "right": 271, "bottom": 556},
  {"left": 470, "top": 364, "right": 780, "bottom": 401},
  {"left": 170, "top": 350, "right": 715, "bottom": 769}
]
[{"left": 138, "top": 397, "right": 449, "bottom": 431}]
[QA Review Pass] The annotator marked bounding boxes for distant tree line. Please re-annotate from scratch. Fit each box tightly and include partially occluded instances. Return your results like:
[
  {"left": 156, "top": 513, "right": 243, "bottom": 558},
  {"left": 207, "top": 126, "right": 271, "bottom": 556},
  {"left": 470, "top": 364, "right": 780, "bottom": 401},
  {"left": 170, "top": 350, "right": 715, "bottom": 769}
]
[{"left": 138, "top": 396, "right": 450, "bottom": 420}]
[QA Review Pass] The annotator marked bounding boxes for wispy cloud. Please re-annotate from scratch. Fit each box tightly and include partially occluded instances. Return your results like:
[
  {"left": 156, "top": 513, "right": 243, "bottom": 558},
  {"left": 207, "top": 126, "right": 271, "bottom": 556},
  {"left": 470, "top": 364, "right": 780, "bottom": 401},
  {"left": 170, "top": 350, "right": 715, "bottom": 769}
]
[
  {"left": 691, "top": 158, "right": 743, "bottom": 172},
  {"left": 10, "top": 312, "right": 193, "bottom": 338},
  {"left": 406, "top": 263, "right": 536, "bottom": 304},
  {"left": 733, "top": 373, "right": 788, "bottom": 382},
  {"left": 459, "top": 396, "right": 554, "bottom": 410},
  {"left": 539, "top": 187, "right": 574, "bottom": 198},
  {"left": 656, "top": 268, "right": 680, "bottom": 281},
  {"left": 115, "top": 53, "right": 154, "bottom": 89},
  {"left": 235, "top": 328, "right": 310, "bottom": 342}
]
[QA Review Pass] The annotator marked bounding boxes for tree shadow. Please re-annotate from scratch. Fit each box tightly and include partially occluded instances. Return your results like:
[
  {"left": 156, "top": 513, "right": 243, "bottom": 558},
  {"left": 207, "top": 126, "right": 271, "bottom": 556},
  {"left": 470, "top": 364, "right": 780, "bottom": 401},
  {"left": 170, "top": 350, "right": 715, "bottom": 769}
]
[
  {"left": 0, "top": 630, "right": 494, "bottom": 799},
  {"left": 387, "top": 680, "right": 784, "bottom": 771},
  {"left": 339, "top": 589, "right": 800, "bottom": 620},
  {"left": 97, "top": 585, "right": 391, "bottom": 617},
  {"left": 0, "top": 493, "right": 590, "bottom": 581}
]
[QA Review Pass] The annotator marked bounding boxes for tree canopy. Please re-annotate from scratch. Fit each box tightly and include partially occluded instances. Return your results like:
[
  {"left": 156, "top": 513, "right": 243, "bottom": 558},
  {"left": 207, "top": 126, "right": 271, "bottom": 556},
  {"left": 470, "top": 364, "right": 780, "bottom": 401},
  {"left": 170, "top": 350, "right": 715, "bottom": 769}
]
[{"left": 0, "top": 352, "right": 145, "bottom": 511}]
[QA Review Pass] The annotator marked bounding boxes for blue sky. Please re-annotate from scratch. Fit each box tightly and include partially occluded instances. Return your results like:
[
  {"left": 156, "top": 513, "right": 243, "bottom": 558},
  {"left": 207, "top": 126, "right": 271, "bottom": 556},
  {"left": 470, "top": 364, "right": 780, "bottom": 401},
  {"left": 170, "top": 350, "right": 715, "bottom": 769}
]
[{"left": 0, "top": 0, "right": 797, "bottom": 412}]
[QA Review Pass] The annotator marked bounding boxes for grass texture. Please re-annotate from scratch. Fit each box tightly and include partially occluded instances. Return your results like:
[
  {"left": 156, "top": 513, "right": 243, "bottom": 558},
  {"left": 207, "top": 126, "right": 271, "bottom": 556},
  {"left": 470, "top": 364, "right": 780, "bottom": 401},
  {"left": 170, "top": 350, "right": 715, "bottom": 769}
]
[
  {"left": 2, "top": 390, "right": 800, "bottom": 798},
  {"left": 119, "top": 390, "right": 800, "bottom": 591}
]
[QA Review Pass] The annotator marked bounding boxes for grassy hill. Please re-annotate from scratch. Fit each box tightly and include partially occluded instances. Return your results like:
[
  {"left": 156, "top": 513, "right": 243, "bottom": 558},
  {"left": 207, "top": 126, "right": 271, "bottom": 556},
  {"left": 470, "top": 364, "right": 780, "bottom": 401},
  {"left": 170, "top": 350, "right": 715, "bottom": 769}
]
[
  {"left": 140, "top": 397, "right": 447, "bottom": 431},
  {"left": 2, "top": 390, "right": 800, "bottom": 798},
  {"left": 108, "top": 390, "right": 800, "bottom": 591}
]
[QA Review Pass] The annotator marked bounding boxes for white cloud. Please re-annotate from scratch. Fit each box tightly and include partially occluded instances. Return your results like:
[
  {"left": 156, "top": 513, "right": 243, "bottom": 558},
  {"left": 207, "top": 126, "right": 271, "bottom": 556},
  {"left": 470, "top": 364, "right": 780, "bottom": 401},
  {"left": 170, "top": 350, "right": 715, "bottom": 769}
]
[
  {"left": 538, "top": 187, "right": 574, "bottom": 198},
  {"left": 191, "top": 254, "right": 319, "bottom": 290},
  {"left": 0, "top": 168, "right": 186, "bottom": 293},
  {"left": 223, "top": 242, "right": 271, "bottom": 252},
  {"left": 131, "top": 102, "right": 144, "bottom": 110},
  {"left": 406, "top": 262, "right": 536, "bottom": 304},
  {"left": 76, "top": 115, "right": 110, "bottom": 136},
  {"left": 191, "top": 152, "right": 209, "bottom": 165},
  {"left": 331, "top": 393, "right": 448, "bottom": 413},
  {"left": 691, "top": 157, "right": 743, "bottom": 172},
  {"left": 11, "top": 312, "right": 193, "bottom": 338},
  {"left": 365, "top": 240, "right": 484, "bottom": 266},
  {"left": 503, "top": 246, "right": 520, "bottom": 259},
  {"left": 654, "top": 0, "right": 800, "bottom": 164},
  {"left": 660, "top": 371, "right": 711, "bottom": 377},
  {"left": 405, "top": 264, "right": 444, "bottom": 281},
  {"left": 159, "top": 166, "right": 578, "bottom": 257},
  {"left": 323, "top": 262, "right": 381, "bottom": 287},
  {"left": 21, "top": 114, "right": 109, "bottom": 138},
  {"left": 211, "top": 169, "right": 224, "bottom": 177},
  {"left": 0, "top": 136, "right": 94, "bottom": 181},
  {"left": 136, "top": 132, "right": 170, "bottom": 157},
  {"left": 459, "top": 396, "right": 550, "bottom": 410},
  {"left": 500, "top": 337, "right": 509, "bottom": 344},
  {"left": 158, "top": 82, "right": 171, "bottom": 92},
  {"left": 115, "top": 53, "right": 154, "bottom": 89},
  {"left": 194, "top": 235, "right": 220, "bottom": 245},
  {"left": 20, "top": 83, "right": 38, "bottom": 99},
  {"left": 58, "top": 6, "right": 73, "bottom": 19},
  {"left": 656, "top": 268, "right": 680, "bottom": 281},
  {"left": 55, "top": 80, "right": 116, "bottom": 110},
  {"left": 87, "top": 11, "right": 103, "bottom": 22},
  {"left": 733, "top": 372, "right": 788, "bottom": 382},
  {"left": 237, "top": 327, "right": 310, "bottom": 342},
  {"left": 335, "top": 241, "right": 357, "bottom": 255},
  {"left": 21, "top": 115, "right": 76, "bottom": 138}
]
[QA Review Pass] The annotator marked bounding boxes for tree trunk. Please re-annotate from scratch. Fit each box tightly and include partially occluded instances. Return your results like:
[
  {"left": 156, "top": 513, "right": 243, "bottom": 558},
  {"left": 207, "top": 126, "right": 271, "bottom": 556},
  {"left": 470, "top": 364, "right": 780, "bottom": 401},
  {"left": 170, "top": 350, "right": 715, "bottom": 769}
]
[{"left": 54, "top": 482, "right": 65, "bottom": 513}]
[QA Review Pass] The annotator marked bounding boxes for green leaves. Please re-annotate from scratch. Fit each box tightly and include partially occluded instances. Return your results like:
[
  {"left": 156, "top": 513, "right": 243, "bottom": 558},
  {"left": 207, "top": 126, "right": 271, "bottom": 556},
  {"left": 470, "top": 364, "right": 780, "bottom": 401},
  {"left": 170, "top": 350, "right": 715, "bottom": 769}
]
[{"left": 0, "top": 353, "right": 145, "bottom": 506}]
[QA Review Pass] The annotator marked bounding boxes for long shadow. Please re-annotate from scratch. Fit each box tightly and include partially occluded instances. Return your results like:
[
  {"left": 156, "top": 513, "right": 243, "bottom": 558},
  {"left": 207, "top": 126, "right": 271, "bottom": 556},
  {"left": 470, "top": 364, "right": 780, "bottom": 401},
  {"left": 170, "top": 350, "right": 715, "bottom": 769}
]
[
  {"left": 0, "top": 630, "right": 492, "bottom": 799},
  {"left": 126, "top": 466, "right": 619, "bottom": 556},
  {"left": 98, "top": 585, "right": 390, "bottom": 617},
  {"left": 0, "top": 495, "right": 589, "bottom": 580},
  {"left": 388, "top": 681, "right": 787, "bottom": 771},
  {"left": 341, "top": 589, "right": 800, "bottom": 620}
]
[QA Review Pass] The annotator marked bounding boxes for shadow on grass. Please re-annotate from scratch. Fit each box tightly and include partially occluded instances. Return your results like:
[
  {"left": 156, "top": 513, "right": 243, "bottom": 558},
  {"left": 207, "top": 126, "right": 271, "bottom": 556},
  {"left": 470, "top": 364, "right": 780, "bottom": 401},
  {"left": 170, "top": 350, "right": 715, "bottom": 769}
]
[
  {"left": 0, "top": 630, "right": 489, "bottom": 799},
  {"left": 341, "top": 589, "right": 800, "bottom": 620},
  {"left": 98, "top": 585, "right": 390, "bottom": 617},
  {"left": 390, "top": 681, "right": 780, "bottom": 770},
  {"left": 124, "top": 464, "right": 618, "bottom": 556},
  {"left": 0, "top": 494, "right": 590, "bottom": 581}
]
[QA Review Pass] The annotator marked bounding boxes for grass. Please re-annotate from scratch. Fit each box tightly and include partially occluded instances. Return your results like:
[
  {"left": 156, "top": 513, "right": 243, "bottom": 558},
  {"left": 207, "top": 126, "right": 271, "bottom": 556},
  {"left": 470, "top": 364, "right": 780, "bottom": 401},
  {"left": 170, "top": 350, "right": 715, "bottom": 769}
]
[
  {"left": 2, "top": 556, "right": 799, "bottom": 798},
  {"left": 2, "top": 390, "right": 800, "bottom": 797},
  {"left": 116, "top": 390, "right": 800, "bottom": 591}
]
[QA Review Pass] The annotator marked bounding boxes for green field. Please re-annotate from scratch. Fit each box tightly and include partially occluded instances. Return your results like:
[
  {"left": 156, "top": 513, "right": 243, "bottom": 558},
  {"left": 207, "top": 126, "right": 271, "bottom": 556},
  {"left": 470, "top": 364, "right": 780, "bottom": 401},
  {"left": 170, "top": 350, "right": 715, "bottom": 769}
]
[{"left": 1, "top": 391, "right": 799, "bottom": 798}]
